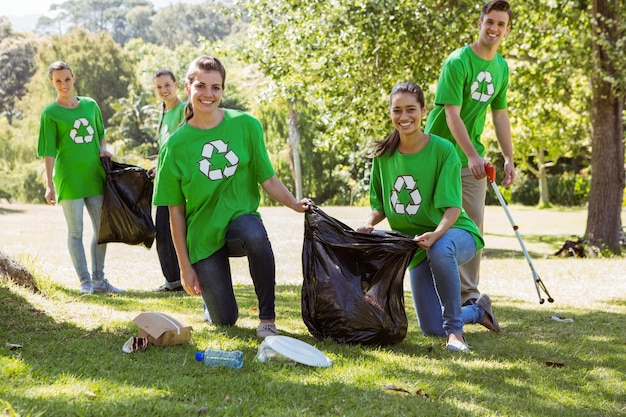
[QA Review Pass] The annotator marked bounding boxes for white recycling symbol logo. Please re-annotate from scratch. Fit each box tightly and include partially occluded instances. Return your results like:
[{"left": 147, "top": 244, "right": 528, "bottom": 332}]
[
  {"left": 470, "top": 70, "right": 494, "bottom": 103},
  {"left": 198, "top": 139, "right": 239, "bottom": 180},
  {"left": 160, "top": 124, "right": 171, "bottom": 142},
  {"left": 69, "top": 118, "right": 95, "bottom": 143},
  {"left": 390, "top": 175, "right": 422, "bottom": 215}
]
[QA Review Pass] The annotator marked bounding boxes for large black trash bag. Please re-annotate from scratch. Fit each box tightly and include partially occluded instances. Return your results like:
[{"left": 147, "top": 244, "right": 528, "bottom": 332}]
[
  {"left": 97, "top": 157, "right": 155, "bottom": 248},
  {"left": 302, "top": 204, "right": 417, "bottom": 345}
]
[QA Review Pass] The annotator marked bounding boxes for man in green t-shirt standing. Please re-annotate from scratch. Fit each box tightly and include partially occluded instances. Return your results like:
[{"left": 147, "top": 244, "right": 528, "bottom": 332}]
[{"left": 425, "top": 0, "right": 516, "bottom": 306}]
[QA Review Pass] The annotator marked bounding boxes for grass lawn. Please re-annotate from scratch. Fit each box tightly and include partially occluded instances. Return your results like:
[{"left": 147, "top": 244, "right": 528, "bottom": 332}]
[{"left": 1, "top": 203, "right": 625, "bottom": 417}]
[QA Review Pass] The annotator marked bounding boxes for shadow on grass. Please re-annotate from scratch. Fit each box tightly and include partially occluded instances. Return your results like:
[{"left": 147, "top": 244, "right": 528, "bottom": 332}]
[
  {"left": 0, "top": 206, "right": 25, "bottom": 215},
  {"left": 483, "top": 232, "right": 586, "bottom": 259},
  {"left": 1, "top": 284, "right": 625, "bottom": 417}
]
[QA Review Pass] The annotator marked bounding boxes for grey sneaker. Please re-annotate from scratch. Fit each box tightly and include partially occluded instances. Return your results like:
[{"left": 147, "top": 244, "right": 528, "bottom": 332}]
[
  {"left": 93, "top": 279, "right": 125, "bottom": 293},
  {"left": 79, "top": 281, "right": 93, "bottom": 294},
  {"left": 256, "top": 322, "right": 279, "bottom": 339}
]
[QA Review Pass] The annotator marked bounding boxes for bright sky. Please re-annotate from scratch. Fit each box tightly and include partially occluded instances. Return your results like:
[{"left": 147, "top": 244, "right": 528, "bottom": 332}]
[{"left": 2, "top": 0, "right": 204, "bottom": 17}]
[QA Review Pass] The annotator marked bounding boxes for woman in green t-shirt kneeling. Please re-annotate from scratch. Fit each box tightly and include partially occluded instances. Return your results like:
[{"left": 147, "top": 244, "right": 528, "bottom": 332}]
[
  {"left": 153, "top": 56, "right": 309, "bottom": 339},
  {"left": 358, "top": 81, "right": 500, "bottom": 352}
]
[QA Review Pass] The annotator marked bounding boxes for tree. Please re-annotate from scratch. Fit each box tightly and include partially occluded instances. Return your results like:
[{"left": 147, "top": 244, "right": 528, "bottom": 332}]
[
  {"left": 585, "top": 0, "right": 625, "bottom": 252},
  {"left": 36, "top": 0, "right": 155, "bottom": 45},
  {"left": 0, "top": 35, "right": 37, "bottom": 124},
  {"left": 36, "top": 29, "right": 135, "bottom": 122},
  {"left": 151, "top": 1, "right": 238, "bottom": 49},
  {"left": 107, "top": 85, "right": 159, "bottom": 158},
  {"left": 238, "top": 0, "right": 478, "bottom": 203},
  {"left": 500, "top": 0, "right": 591, "bottom": 207}
]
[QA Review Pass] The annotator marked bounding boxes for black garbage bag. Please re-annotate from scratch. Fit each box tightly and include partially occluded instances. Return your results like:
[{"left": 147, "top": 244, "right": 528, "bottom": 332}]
[
  {"left": 302, "top": 204, "right": 417, "bottom": 345},
  {"left": 97, "top": 157, "right": 155, "bottom": 248}
]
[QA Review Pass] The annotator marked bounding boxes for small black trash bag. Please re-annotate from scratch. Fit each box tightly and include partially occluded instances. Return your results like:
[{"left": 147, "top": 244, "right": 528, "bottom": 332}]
[
  {"left": 302, "top": 204, "right": 417, "bottom": 345},
  {"left": 97, "top": 157, "right": 155, "bottom": 248}
]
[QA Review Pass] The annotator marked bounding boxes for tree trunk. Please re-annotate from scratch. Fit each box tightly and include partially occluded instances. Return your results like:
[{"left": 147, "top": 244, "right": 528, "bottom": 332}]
[
  {"left": 0, "top": 249, "right": 39, "bottom": 292},
  {"left": 585, "top": 0, "right": 625, "bottom": 252},
  {"left": 537, "top": 150, "right": 551, "bottom": 207},
  {"left": 287, "top": 101, "right": 303, "bottom": 200}
]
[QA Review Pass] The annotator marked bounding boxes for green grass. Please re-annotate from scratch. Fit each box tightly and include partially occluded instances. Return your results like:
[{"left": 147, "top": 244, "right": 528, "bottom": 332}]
[{"left": 1, "top": 204, "right": 625, "bottom": 416}]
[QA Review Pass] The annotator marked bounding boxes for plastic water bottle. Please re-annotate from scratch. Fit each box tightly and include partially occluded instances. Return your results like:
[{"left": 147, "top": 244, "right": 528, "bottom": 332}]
[{"left": 195, "top": 349, "right": 244, "bottom": 369}]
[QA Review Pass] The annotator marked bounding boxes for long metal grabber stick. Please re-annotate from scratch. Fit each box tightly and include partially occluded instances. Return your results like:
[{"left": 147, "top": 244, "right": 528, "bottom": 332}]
[{"left": 485, "top": 163, "right": 554, "bottom": 304}]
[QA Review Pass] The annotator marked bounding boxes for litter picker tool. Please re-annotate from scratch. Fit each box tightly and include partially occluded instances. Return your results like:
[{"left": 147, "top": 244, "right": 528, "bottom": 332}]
[{"left": 485, "top": 163, "right": 554, "bottom": 304}]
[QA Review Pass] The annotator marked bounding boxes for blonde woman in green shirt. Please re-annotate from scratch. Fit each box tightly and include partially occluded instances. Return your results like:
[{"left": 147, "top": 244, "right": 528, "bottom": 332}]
[
  {"left": 154, "top": 56, "right": 309, "bottom": 339},
  {"left": 38, "top": 61, "right": 123, "bottom": 294}
]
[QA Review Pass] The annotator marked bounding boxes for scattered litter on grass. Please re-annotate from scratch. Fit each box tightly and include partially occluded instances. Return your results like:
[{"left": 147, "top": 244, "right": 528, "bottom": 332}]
[
  {"left": 551, "top": 315, "right": 574, "bottom": 323},
  {"left": 5, "top": 343, "right": 22, "bottom": 350},
  {"left": 122, "top": 336, "right": 148, "bottom": 353},
  {"left": 83, "top": 391, "right": 98, "bottom": 398},
  {"left": 383, "top": 384, "right": 429, "bottom": 398},
  {"left": 544, "top": 361, "right": 565, "bottom": 368},
  {"left": 197, "top": 406, "right": 209, "bottom": 416}
]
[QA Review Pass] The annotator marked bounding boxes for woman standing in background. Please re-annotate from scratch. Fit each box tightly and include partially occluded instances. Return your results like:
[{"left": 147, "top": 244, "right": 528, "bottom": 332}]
[
  {"left": 38, "top": 61, "right": 123, "bottom": 294},
  {"left": 150, "top": 69, "right": 186, "bottom": 292}
]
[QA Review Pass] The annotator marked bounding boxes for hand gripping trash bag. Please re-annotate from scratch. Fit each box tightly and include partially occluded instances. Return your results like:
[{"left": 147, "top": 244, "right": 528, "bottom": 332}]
[
  {"left": 97, "top": 157, "right": 155, "bottom": 248},
  {"left": 302, "top": 205, "right": 417, "bottom": 345}
]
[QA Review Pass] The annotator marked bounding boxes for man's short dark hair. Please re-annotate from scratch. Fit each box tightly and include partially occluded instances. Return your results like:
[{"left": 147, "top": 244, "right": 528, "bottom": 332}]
[{"left": 481, "top": 0, "right": 513, "bottom": 26}]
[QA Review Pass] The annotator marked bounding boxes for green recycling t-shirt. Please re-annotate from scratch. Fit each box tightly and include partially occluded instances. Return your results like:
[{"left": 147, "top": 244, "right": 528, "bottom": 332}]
[
  {"left": 425, "top": 45, "right": 509, "bottom": 167},
  {"left": 369, "top": 135, "right": 484, "bottom": 269},
  {"left": 153, "top": 109, "right": 275, "bottom": 264},
  {"left": 157, "top": 101, "right": 186, "bottom": 148},
  {"left": 37, "top": 96, "right": 106, "bottom": 202}
]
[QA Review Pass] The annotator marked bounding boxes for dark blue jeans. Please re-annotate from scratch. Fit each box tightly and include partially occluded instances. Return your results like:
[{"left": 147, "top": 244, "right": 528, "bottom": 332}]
[
  {"left": 193, "top": 214, "right": 276, "bottom": 326},
  {"left": 156, "top": 205, "right": 181, "bottom": 286}
]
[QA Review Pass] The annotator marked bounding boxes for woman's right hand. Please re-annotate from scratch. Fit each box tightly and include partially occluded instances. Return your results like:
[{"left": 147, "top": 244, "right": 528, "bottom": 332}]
[
  {"left": 357, "top": 225, "right": 374, "bottom": 233},
  {"left": 45, "top": 187, "right": 56, "bottom": 205},
  {"left": 180, "top": 264, "right": 201, "bottom": 295}
]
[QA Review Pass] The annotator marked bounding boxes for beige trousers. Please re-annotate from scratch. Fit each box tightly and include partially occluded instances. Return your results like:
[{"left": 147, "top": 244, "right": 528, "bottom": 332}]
[{"left": 459, "top": 166, "right": 487, "bottom": 304}]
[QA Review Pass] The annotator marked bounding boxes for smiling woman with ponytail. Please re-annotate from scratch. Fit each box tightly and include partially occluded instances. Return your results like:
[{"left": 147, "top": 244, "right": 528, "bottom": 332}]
[{"left": 150, "top": 68, "right": 186, "bottom": 292}]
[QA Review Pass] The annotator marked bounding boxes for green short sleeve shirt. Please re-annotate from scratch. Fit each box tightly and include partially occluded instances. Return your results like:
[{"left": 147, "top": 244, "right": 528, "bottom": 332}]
[
  {"left": 37, "top": 97, "right": 106, "bottom": 202},
  {"left": 157, "top": 101, "right": 186, "bottom": 148},
  {"left": 369, "top": 135, "right": 484, "bottom": 269},
  {"left": 425, "top": 45, "right": 510, "bottom": 166},
  {"left": 153, "top": 109, "right": 275, "bottom": 264}
]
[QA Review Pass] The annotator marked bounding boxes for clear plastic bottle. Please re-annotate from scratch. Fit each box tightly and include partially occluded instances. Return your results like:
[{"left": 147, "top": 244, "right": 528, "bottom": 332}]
[{"left": 195, "top": 349, "right": 244, "bottom": 369}]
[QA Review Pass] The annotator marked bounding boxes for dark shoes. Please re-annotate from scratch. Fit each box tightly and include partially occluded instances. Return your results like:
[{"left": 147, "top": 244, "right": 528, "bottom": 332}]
[
  {"left": 153, "top": 283, "right": 184, "bottom": 292},
  {"left": 476, "top": 294, "right": 501, "bottom": 332},
  {"left": 462, "top": 297, "right": 478, "bottom": 306}
]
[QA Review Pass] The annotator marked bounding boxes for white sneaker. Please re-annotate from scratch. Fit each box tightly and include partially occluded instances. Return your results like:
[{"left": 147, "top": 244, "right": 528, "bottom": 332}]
[
  {"left": 256, "top": 322, "right": 279, "bottom": 339},
  {"left": 446, "top": 336, "right": 471, "bottom": 352},
  {"left": 93, "top": 279, "right": 125, "bottom": 293},
  {"left": 79, "top": 281, "right": 93, "bottom": 294}
]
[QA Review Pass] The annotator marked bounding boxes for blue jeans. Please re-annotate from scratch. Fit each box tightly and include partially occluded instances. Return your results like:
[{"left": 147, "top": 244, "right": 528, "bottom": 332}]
[
  {"left": 59, "top": 195, "right": 107, "bottom": 283},
  {"left": 193, "top": 214, "right": 276, "bottom": 326},
  {"left": 156, "top": 205, "right": 181, "bottom": 286},
  {"left": 409, "top": 228, "right": 484, "bottom": 337}
]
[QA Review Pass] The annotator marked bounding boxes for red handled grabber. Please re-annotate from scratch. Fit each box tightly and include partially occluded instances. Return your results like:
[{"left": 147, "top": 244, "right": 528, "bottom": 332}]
[{"left": 485, "top": 163, "right": 554, "bottom": 304}]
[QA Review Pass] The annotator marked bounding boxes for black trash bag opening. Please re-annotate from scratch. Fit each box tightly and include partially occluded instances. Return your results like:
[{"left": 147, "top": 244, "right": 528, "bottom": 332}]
[
  {"left": 97, "top": 157, "right": 155, "bottom": 248},
  {"left": 302, "top": 204, "right": 417, "bottom": 346}
]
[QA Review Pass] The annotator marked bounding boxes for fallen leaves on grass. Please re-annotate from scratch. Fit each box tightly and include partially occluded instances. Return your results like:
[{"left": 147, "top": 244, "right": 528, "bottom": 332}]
[{"left": 383, "top": 384, "right": 429, "bottom": 398}]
